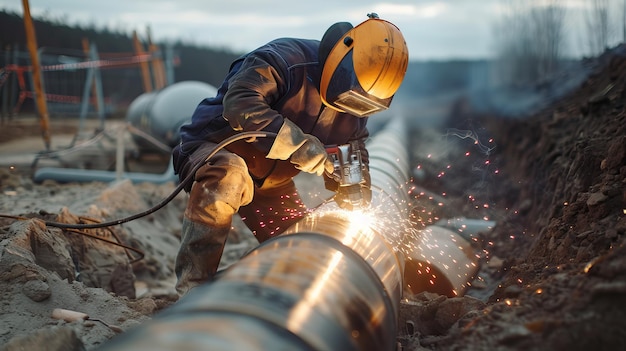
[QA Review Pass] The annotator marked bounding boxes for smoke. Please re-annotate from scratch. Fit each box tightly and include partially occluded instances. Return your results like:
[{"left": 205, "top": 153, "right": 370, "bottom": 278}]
[
  {"left": 444, "top": 128, "right": 496, "bottom": 157},
  {"left": 391, "top": 56, "right": 585, "bottom": 123}
]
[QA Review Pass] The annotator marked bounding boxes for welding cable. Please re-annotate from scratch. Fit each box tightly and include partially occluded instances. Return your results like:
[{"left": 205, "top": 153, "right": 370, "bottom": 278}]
[{"left": 33, "top": 131, "right": 277, "bottom": 230}]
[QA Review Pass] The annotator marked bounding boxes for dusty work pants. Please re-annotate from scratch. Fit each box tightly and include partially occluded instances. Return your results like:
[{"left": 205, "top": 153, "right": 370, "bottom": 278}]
[{"left": 173, "top": 142, "right": 307, "bottom": 294}]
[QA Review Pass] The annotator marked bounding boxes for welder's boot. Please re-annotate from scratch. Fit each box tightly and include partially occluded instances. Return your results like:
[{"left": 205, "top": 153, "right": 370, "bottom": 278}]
[
  {"left": 175, "top": 217, "right": 230, "bottom": 295},
  {"left": 174, "top": 149, "right": 254, "bottom": 296}
]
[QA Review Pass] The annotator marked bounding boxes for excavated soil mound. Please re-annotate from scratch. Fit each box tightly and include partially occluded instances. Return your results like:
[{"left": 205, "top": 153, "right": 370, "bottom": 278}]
[{"left": 400, "top": 45, "right": 625, "bottom": 350}]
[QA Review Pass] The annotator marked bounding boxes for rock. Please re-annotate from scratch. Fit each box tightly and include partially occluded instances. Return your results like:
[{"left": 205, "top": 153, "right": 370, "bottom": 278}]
[
  {"left": 498, "top": 324, "right": 532, "bottom": 345},
  {"left": 54, "top": 207, "right": 135, "bottom": 297},
  {"left": 398, "top": 292, "right": 447, "bottom": 336},
  {"left": 22, "top": 279, "right": 51, "bottom": 302},
  {"left": 605, "top": 228, "right": 618, "bottom": 239},
  {"left": 109, "top": 264, "right": 136, "bottom": 299},
  {"left": 616, "top": 216, "right": 626, "bottom": 234},
  {"left": 0, "top": 263, "right": 42, "bottom": 284},
  {"left": 586, "top": 244, "right": 626, "bottom": 279},
  {"left": 605, "top": 136, "right": 626, "bottom": 170},
  {"left": 2, "top": 326, "right": 85, "bottom": 351},
  {"left": 591, "top": 281, "right": 626, "bottom": 296},
  {"left": 487, "top": 256, "right": 504, "bottom": 269},
  {"left": 503, "top": 284, "right": 522, "bottom": 298},
  {"left": 1, "top": 218, "right": 75, "bottom": 283},
  {"left": 127, "top": 298, "right": 158, "bottom": 315},
  {"left": 28, "top": 225, "right": 75, "bottom": 283},
  {"left": 586, "top": 192, "right": 608, "bottom": 207},
  {"left": 434, "top": 296, "right": 486, "bottom": 332},
  {"left": 470, "top": 278, "right": 488, "bottom": 290}
]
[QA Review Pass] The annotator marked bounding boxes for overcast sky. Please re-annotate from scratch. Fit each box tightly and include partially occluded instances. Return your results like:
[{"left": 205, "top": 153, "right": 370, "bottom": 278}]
[{"left": 1, "top": 1, "right": 622, "bottom": 60}]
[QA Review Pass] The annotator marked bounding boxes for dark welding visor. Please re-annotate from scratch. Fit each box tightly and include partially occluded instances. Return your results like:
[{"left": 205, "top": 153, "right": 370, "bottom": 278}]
[{"left": 323, "top": 51, "right": 392, "bottom": 117}]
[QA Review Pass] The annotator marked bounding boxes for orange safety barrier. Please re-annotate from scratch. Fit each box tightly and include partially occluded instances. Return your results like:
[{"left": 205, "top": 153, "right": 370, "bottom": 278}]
[{"left": 0, "top": 50, "right": 176, "bottom": 114}]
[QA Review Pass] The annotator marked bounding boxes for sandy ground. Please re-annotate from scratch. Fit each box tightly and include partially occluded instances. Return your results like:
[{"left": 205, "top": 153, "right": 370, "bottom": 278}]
[
  {"left": 0, "top": 115, "right": 337, "bottom": 350},
  {"left": 1, "top": 44, "right": 625, "bottom": 351}
]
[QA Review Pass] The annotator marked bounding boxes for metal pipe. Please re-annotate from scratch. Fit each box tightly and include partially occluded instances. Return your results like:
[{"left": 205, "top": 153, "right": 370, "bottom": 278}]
[
  {"left": 33, "top": 157, "right": 177, "bottom": 184},
  {"left": 97, "top": 116, "right": 483, "bottom": 350},
  {"left": 31, "top": 81, "right": 216, "bottom": 184},
  {"left": 402, "top": 217, "right": 492, "bottom": 297},
  {"left": 403, "top": 225, "right": 480, "bottom": 297},
  {"left": 97, "top": 116, "right": 412, "bottom": 351}
]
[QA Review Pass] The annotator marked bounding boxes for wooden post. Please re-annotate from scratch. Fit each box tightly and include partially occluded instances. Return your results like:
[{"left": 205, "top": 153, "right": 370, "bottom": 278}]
[
  {"left": 133, "top": 31, "right": 153, "bottom": 93},
  {"left": 21, "top": 0, "right": 51, "bottom": 150},
  {"left": 147, "top": 26, "right": 166, "bottom": 90}
]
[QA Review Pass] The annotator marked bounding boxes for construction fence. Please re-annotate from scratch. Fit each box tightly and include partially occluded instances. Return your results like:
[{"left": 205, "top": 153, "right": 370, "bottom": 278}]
[{"left": 0, "top": 40, "right": 177, "bottom": 124}]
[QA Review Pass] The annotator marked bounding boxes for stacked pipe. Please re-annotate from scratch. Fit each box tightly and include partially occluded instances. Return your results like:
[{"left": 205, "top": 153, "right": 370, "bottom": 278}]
[{"left": 97, "top": 116, "right": 412, "bottom": 351}]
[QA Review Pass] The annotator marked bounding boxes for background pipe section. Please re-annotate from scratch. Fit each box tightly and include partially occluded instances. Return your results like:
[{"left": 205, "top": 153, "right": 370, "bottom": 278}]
[
  {"left": 403, "top": 225, "right": 480, "bottom": 297},
  {"left": 33, "top": 158, "right": 177, "bottom": 184},
  {"left": 32, "top": 81, "right": 216, "bottom": 184},
  {"left": 404, "top": 217, "right": 493, "bottom": 297},
  {"left": 97, "top": 116, "right": 413, "bottom": 351}
]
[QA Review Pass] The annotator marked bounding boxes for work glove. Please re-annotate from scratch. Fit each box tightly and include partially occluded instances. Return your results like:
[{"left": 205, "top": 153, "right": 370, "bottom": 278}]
[{"left": 266, "top": 119, "right": 334, "bottom": 176}]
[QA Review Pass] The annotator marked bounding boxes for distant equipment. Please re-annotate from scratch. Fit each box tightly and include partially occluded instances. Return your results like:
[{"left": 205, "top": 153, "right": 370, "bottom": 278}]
[{"left": 126, "top": 81, "right": 217, "bottom": 152}]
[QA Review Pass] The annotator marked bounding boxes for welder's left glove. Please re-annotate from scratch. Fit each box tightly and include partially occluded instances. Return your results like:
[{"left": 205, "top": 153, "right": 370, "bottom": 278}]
[{"left": 267, "top": 119, "right": 334, "bottom": 176}]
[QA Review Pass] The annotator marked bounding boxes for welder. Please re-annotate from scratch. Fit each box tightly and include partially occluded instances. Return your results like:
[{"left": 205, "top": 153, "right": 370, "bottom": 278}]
[{"left": 172, "top": 13, "right": 409, "bottom": 295}]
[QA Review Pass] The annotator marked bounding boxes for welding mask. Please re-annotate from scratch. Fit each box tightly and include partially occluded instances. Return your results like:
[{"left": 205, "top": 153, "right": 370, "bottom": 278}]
[{"left": 319, "top": 15, "right": 409, "bottom": 117}]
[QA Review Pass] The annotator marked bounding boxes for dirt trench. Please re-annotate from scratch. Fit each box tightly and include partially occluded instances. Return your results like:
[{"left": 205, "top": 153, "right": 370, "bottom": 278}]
[{"left": 397, "top": 45, "right": 626, "bottom": 350}]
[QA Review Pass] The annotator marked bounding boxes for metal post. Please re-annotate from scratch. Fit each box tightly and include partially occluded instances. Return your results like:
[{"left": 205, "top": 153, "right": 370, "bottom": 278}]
[
  {"left": 81, "top": 40, "right": 106, "bottom": 130},
  {"left": 78, "top": 43, "right": 105, "bottom": 133},
  {"left": 115, "top": 127, "right": 125, "bottom": 181},
  {"left": 164, "top": 44, "right": 175, "bottom": 86},
  {"left": 2, "top": 46, "right": 9, "bottom": 122},
  {"left": 91, "top": 43, "right": 106, "bottom": 130}
]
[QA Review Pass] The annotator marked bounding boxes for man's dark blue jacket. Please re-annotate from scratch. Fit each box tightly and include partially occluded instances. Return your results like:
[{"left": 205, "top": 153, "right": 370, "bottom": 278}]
[{"left": 174, "top": 37, "right": 369, "bottom": 187}]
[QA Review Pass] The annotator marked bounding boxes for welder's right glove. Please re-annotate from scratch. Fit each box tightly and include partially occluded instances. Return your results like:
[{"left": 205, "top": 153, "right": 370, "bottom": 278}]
[{"left": 266, "top": 119, "right": 334, "bottom": 176}]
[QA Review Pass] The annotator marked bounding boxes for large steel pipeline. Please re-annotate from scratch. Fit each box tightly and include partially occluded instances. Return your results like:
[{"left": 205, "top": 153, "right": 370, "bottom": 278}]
[
  {"left": 97, "top": 116, "right": 412, "bottom": 351},
  {"left": 97, "top": 116, "right": 483, "bottom": 350}
]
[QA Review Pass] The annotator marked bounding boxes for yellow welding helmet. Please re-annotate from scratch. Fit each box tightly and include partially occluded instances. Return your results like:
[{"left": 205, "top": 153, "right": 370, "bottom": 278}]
[{"left": 319, "top": 14, "right": 409, "bottom": 117}]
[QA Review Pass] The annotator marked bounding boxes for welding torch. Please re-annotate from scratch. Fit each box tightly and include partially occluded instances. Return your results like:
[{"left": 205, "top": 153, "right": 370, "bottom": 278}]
[{"left": 325, "top": 141, "right": 371, "bottom": 210}]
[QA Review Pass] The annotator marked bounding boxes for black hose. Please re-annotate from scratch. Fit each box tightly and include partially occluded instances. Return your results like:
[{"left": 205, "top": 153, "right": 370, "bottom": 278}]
[{"left": 41, "top": 131, "right": 277, "bottom": 230}]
